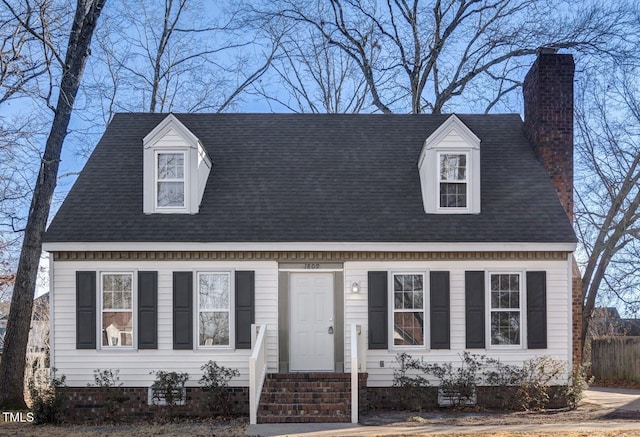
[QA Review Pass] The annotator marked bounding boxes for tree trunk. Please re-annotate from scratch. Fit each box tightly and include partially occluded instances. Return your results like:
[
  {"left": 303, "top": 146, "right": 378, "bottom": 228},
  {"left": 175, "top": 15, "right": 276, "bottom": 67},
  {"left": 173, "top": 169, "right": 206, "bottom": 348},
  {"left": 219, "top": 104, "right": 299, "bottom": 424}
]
[{"left": 0, "top": 0, "right": 107, "bottom": 409}]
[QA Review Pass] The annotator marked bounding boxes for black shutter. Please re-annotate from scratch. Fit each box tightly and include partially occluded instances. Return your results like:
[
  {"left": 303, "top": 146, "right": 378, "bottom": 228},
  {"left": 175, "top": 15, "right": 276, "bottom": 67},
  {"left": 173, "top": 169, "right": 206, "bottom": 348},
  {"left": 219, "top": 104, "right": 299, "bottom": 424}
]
[
  {"left": 368, "top": 271, "right": 388, "bottom": 349},
  {"left": 235, "top": 271, "right": 255, "bottom": 349},
  {"left": 465, "top": 271, "right": 485, "bottom": 349},
  {"left": 173, "top": 272, "right": 193, "bottom": 349},
  {"left": 76, "top": 271, "right": 97, "bottom": 349},
  {"left": 138, "top": 271, "right": 158, "bottom": 349},
  {"left": 430, "top": 271, "right": 450, "bottom": 349},
  {"left": 527, "top": 271, "right": 547, "bottom": 349}
]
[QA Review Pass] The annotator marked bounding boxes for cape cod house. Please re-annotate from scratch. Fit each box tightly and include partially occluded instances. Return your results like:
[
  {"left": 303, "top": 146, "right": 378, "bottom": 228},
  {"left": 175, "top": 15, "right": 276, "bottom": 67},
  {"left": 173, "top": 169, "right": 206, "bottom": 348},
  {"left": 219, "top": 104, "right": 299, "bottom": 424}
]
[{"left": 42, "top": 51, "right": 580, "bottom": 422}]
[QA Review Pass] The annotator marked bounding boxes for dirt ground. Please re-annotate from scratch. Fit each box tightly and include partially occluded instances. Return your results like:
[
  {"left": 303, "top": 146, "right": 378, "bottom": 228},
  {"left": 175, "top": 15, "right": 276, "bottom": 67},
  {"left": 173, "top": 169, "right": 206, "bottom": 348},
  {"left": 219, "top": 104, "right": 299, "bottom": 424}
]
[
  {"left": 359, "top": 398, "right": 640, "bottom": 427},
  {"left": 1, "top": 396, "right": 640, "bottom": 436}
]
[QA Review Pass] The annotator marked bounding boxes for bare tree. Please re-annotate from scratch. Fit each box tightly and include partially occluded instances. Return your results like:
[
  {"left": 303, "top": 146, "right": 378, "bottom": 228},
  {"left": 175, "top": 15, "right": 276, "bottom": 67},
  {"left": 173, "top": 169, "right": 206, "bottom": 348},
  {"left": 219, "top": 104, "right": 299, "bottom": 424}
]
[
  {"left": 0, "top": 0, "right": 62, "bottom": 105},
  {"left": 0, "top": 1, "right": 70, "bottom": 274},
  {"left": 253, "top": 28, "right": 370, "bottom": 113},
  {"left": 0, "top": 0, "right": 107, "bottom": 409},
  {"left": 241, "top": 0, "right": 639, "bottom": 114},
  {"left": 85, "top": 0, "right": 278, "bottom": 121},
  {"left": 575, "top": 69, "right": 640, "bottom": 356}
]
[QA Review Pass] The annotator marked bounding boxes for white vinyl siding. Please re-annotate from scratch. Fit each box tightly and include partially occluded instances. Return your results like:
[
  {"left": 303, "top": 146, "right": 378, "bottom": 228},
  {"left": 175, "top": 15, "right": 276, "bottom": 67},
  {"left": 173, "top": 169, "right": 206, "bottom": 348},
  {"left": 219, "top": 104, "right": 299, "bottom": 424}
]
[
  {"left": 51, "top": 259, "right": 277, "bottom": 387},
  {"left": 51, "top": 254, "right": 571, "bottom": 389},
  {"left": 343, "top": 258, "right": 571, "bottom": 387}
]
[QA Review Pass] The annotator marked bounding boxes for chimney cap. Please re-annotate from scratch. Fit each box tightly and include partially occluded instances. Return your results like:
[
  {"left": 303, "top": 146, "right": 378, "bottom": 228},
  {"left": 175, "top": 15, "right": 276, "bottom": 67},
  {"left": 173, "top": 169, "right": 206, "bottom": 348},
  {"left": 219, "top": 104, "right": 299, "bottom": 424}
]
[{"left": 537, "top": 46, "right": 559, "bottom": 55}]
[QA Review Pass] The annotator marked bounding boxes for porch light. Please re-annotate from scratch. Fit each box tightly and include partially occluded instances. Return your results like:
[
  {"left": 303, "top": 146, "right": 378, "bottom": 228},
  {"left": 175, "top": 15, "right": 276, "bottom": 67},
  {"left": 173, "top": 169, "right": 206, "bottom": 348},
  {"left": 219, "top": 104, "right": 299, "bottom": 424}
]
[{"left": 351, "top": 282, "right": 360, "bottom": 293}]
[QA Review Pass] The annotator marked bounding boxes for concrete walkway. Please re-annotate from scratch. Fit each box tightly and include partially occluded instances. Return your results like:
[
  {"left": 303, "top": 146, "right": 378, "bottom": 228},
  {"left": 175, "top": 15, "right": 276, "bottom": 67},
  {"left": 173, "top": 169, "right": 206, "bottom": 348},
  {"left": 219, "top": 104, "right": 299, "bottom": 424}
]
[
  {"left": 585, "top": 387, "right": 640, "bottom": 412},
  {"left": 245, "top": 388, "right": 640, "bottom": 436}
]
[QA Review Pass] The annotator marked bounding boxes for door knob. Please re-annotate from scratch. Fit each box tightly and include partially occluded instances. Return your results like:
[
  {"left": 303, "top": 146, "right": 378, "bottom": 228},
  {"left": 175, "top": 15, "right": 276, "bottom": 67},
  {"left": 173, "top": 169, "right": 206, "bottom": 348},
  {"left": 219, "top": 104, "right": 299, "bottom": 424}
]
[{"left": 328, "top": 326, "right": 334, "bottom": 334}]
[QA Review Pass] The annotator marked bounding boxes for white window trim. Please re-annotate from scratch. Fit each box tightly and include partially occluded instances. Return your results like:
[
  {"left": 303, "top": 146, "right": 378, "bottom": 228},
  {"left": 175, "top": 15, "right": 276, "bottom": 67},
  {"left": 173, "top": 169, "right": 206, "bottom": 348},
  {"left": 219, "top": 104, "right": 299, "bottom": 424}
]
[
  {"left": 388, "top": 270, "right": 429, "bottom": 350},
  {"left": 436, "top": 151, "right": 470, "bottom": 212},
  {"left": 99, "top": 270, "right": 137, "bottom": 351},
  {"left": 485, "top": 270, "right": 527, "bottom": 350},
  {"left": 418, "top": 114, "right": 481, "bottom": 215},
  {"left": 143, "top": 114, "right": 212, "bottom": 215},
  {"left": 195, "top": 270, "right": 235, "bottom": 350},
  {"left": 155, "top": 150, "right": 188, "bottom": 212}
]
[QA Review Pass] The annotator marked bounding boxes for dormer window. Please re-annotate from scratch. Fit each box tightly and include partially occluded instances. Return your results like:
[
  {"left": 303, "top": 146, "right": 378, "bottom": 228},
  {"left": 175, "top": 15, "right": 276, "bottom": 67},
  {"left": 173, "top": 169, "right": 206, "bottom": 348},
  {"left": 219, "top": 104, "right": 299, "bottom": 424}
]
[
  {"left": 143, "top": 114, "right": 211, "bottom": 215},
  {"left": 439, "top": 153, "right": 468, "bottom": 208},
  {"left": 418, "top": 115, "right": 480, "bottom": 214},
  {"left": 156, "top": 152, "right": 185, "bottom": 208}
]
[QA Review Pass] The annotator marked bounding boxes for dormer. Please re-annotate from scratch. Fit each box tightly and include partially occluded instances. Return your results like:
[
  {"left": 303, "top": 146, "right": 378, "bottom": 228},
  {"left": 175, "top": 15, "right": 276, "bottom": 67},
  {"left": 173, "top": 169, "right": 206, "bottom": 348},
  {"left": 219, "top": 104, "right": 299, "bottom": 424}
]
[
  {"left": 418, "top": 114, "right": 481, "bottom": 214},
  {"left": 143, "top": 114, "right": 211, "bottom": 214}
]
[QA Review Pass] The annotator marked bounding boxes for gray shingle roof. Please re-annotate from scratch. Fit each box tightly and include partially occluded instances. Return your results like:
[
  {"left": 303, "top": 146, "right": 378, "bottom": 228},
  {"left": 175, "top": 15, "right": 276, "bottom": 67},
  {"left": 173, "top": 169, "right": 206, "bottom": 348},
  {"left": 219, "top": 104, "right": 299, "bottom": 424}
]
[{"left": 43, "top": 113, "right": 576, "bottom": 244}]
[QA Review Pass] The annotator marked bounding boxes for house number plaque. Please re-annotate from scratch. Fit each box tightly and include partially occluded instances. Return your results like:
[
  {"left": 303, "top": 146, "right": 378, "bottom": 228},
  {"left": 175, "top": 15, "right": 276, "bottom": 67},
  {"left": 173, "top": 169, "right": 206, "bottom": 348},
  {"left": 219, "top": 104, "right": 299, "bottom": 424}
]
[{"left": 279, "top": 262, "right": 343, "bottom": 271}]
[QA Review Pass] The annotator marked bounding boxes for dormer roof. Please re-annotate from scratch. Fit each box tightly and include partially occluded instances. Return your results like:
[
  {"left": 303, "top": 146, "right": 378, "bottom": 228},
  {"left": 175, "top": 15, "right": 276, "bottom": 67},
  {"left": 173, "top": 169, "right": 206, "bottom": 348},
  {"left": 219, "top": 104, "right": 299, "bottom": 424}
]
[
  {"left": 143, "top": 113, "right": 201, "bottom": 150},
  {"left": 418, "top": 114, "right": 480, "bottom": 167}
]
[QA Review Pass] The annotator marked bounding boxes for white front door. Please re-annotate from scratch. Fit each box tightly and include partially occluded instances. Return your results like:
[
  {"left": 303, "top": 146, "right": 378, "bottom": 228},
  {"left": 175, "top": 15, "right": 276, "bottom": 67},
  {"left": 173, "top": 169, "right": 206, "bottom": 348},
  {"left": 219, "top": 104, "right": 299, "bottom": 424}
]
[{"left": 289, "top": 272, "right": 335, "bottom": 371}]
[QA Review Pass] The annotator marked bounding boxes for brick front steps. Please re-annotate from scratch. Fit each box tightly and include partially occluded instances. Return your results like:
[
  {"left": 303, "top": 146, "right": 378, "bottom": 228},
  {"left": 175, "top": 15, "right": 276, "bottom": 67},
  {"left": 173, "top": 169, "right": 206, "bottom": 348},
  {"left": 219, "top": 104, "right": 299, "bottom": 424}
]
[{"left": 257, "top": 373, "right": 352, "bottom": 423}]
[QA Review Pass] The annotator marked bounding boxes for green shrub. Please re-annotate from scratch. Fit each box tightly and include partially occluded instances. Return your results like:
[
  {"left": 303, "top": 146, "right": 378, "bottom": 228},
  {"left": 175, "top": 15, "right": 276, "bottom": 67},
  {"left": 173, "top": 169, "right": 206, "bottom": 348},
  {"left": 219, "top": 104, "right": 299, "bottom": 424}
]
[
  {"left": 395, "top": 353, "right": 580, "bottom": 412},
  {"left": 198, "top": 361, "right": 240, "bottom": 416},
  {"left": 150, "top": 370, "right": 189, "bottom": 408},
  {"left": 89, "top": 369, "right": 129, "bottom": 422},
  {"left": 392, "top": 353, "right": 435, "bottom": 410},
  {"left": 484, "top": 358, "right": 525, "bottom": 409},
  {"left": 423, "top": 352, "right": 487, "bottom": 408},
  {"left": 28, "top": 368, "right": 67, "bottom": 425}
]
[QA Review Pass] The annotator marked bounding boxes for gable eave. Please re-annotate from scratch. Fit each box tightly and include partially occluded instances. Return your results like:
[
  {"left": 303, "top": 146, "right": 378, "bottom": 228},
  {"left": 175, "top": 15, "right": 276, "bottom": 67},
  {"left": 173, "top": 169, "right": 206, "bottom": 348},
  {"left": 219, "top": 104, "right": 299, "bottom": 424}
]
[{"left": 142, "top": 113, "right": 201, "bottom": 150}]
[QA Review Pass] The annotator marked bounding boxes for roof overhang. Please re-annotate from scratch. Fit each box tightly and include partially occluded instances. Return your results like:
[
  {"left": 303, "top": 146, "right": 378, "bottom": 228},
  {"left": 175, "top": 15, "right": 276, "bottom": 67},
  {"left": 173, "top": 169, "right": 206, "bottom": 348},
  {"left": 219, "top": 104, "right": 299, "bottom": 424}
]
[{"left": 43, "top": 241, "right": 577, "bottom": 253}]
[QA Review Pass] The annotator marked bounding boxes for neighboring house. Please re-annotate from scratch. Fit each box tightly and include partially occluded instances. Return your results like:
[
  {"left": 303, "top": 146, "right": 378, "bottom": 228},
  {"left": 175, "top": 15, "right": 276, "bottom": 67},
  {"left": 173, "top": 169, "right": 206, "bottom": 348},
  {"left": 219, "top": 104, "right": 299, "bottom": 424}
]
[
  {"left": 42, "top": 51, "right": 580, "bottom": 420},
  {"left": 29, "top": 293, "right": 49, "bottom": 354},
  {"left": 0, "top": 294, "right": 48, "bottom": 368},
  {"left": 590, "top": 307, "right": 640, "bottom": 337},
  {"left": 0, "top": 315, "right": 6, "bottom": 355},
  {"left": 0, "top": 300, "right": 10, "bottom": 356}
]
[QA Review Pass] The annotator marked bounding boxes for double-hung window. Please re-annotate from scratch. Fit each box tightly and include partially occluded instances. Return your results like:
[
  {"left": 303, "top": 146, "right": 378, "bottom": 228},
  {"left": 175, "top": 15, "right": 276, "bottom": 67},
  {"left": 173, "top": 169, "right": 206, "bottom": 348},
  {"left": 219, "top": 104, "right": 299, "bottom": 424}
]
[
  {"left": 489, "top": 273, "right": 522, "bottom": 346},
  {"left": 156, "top": 152, "right": 185, "bottom": 208},
  {"left": 101, "top": 272, "right": 134, "bottom": 347},
  {"left": 392, "top": 273, "right": 425, "bottom": 346},
  {"left": 197, "top": 272, "right": 231, "bottom": 347},
  {"left": 439, "top": 153, "right": 468, "bottom": 208}
]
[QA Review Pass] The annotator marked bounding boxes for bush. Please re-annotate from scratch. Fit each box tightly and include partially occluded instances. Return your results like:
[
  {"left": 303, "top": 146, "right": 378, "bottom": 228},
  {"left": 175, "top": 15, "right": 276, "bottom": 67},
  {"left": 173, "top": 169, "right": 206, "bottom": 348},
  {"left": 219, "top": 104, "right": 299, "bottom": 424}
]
[
  {"left": 28, "top": 368, "right": 67, "bottom": 425},
  {"left": 395, "top": 353, "right": 581, "bottom": 411},
  {"left": 485, "top": 356, "right": 579, "bottom": 411},
  {"left": 198, "top": 361, "right": 240, "bottom": 416},
  {"left": 394, "top": 352, "right": 488, "bottom": 409},
  {"left": 89, "top": 369, "right": 129, "bottom": 422},
  {"left": 517, "top": 356, "right": 565, "bottom": 410},
  {"left": 564, "top": 363, "right": 593, "bottom": 409},
  {"left": 484, "top": 358, "right": 525, "bottom": 409},
  {"left": 392, "top": 353, "right": 435, "bottom": 410},
  {"left": 150, "top": 370, "right": 189, "bottom": 408},
  {"left": 424, "top": 352, "right": 487, "bottom": 408}
]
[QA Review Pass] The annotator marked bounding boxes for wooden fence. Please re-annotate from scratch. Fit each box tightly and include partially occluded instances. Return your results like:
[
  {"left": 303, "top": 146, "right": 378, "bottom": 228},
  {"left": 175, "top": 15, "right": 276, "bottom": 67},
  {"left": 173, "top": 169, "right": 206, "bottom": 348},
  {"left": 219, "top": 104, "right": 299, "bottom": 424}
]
[{"left": 592, "top": 337, "right": 640, "bottom": 381}]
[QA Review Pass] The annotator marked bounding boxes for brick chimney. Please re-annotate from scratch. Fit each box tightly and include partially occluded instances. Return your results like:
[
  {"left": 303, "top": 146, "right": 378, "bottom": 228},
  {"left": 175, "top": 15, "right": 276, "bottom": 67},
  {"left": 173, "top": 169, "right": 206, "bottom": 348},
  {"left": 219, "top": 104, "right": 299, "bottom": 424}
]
[{"left": 523, "top": 48, "right": 575, "bottom": 223}]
